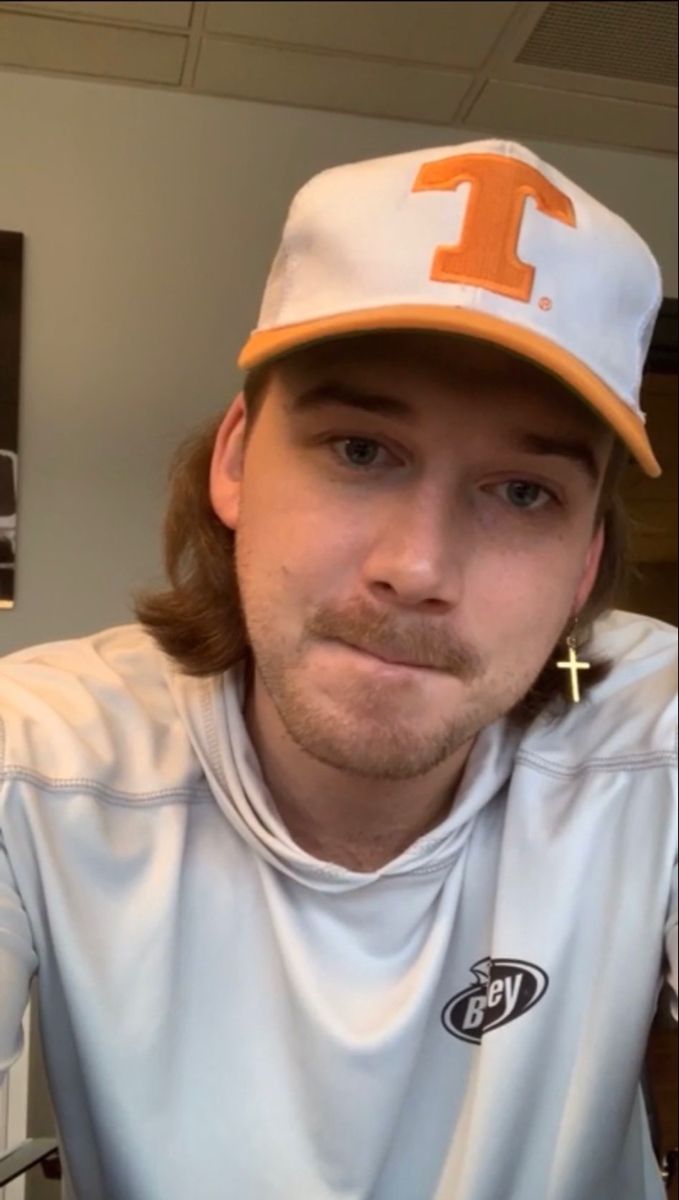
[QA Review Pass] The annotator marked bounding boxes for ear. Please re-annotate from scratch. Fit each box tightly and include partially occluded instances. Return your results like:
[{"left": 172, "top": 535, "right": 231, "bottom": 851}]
[
  {"left": 572, "top": 522, "right": 606, "bottom": 615},
  {"left": 209, "top": 394, "right": 247, "bottom": 531}
]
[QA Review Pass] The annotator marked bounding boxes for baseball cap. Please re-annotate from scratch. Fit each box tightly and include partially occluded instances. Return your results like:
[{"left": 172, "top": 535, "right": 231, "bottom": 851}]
[{"left": 238, "top": 138, "right": 664, "bottom": 477}]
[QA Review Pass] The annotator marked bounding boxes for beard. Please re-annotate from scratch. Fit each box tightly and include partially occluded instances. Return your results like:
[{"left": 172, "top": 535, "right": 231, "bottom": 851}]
[
  {"left": 250, "top": 651, "right": 512, "bottom": 780},
  {"left": 235, "top": 543, "right": 550, "bottom": 783}
]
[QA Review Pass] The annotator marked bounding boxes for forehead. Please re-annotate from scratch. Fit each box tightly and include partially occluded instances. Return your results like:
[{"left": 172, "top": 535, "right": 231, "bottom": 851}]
[{"left": 272, "top": 332, "right": 609, "bottom": 441}]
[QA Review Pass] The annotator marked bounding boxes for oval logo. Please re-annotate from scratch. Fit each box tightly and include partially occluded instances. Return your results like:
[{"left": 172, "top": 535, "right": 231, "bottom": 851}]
[{"left": 442, "top": 957, "right": 549, "bottom": 1044}]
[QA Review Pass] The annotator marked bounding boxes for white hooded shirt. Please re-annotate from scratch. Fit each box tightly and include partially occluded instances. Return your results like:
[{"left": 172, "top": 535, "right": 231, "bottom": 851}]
[{"left": 0, "top": 610, "right": 676, "bottom": 1200}]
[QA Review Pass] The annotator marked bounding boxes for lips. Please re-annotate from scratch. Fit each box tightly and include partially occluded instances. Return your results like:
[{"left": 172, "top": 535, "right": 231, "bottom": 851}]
[{"left": 340, "top": 639, "right": 433, "bottom": 671}]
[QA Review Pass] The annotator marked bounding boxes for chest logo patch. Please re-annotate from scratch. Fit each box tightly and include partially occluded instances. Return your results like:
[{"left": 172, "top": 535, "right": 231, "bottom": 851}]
[{"left": 442, "top": 957, "right": 549, "bottom": 1044}]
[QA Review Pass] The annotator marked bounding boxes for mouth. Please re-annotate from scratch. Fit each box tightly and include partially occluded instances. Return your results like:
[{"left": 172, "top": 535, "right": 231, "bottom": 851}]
[{"left": 337, "top": 639, "right": 438, "bottom": 673}]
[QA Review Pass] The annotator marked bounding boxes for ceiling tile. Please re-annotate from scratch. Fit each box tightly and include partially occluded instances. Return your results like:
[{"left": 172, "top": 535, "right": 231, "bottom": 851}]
[
  {"left": 195, "top": 35, "right": 471, "bottom": 124},
  {"left": 204, "top": 1, "right": 519, "bottom": 70},
  {"left": 497, "top": 59, "right": 676, "bottom": 108},
  {"left": 0, "top": 10, "right": 186, "bottom": 83},
  {"left": 484, "top": 1, "right": 676, "bottom": 107},
  {"left": 468, "top": 80, "right": 677, "bottom": 153},
  {"left": 0, "top": 2, "right": 192, "bottom": 28},
  {"left": 518, "top": 1, "right": 677, "bottom": 90}
]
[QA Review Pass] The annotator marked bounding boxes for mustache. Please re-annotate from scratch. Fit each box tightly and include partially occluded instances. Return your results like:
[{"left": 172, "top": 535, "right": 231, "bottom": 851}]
[{"left": 307, "top": 603, "right": 483, "bottom": 679}]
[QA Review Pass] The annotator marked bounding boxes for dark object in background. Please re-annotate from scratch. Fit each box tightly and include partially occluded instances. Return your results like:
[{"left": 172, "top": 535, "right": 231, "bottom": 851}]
[{"left": 0, "top": 231, "right": 23, "bottom": 607}]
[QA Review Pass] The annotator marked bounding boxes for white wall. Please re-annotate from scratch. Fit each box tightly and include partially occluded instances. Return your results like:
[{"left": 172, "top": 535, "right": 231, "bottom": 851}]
[{"left": 0, "top": 68, "right": 677, "bottom": 657}]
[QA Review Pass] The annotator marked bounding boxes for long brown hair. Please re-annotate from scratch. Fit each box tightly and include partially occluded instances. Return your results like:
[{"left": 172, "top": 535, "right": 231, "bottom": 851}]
[{"left": 133, "top": 364, "right": 633, "bottom": 726}]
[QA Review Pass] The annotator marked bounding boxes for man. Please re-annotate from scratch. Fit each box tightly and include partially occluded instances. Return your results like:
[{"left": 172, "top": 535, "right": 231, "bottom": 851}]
[{"left": 0, "top": 139, "right": 676, "bottom": 1199}]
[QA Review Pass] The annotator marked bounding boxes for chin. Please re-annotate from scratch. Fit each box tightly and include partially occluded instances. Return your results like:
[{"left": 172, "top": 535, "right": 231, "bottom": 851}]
[{"left": 278, "top": 686, "right": 478, "bottom": 781}]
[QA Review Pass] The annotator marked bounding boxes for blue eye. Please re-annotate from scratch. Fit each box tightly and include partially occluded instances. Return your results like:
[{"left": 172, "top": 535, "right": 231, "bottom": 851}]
[
  {"left": 500, "top": 481, "right": 551, "bottom": 510},
  {"left": 337, "top": 438, "right": 384, "bottom": 468}
]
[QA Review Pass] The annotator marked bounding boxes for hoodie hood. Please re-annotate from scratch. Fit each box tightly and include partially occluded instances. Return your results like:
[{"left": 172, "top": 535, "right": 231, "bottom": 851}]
[{"left": 164, "top": 656, "right": 521, "bottom": 893}]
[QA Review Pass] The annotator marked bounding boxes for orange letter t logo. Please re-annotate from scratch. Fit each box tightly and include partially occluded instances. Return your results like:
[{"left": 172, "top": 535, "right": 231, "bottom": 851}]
[{"left": 413, "top": 153, "right": 576, "bottom": 303}]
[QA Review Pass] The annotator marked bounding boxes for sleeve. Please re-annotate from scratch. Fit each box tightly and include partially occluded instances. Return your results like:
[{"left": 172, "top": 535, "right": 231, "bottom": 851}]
[
  {"left": 0, "top": 802, "right": 38, "bottom": 1085},
  {"left": 665, "top": 856, "right": 678, "bottom": 1024}
]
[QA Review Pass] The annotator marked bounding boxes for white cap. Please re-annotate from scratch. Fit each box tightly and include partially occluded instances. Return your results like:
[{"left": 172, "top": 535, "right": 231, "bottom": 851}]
[{"left": 239, "top": 139, "right": 663, "bottom": 477}]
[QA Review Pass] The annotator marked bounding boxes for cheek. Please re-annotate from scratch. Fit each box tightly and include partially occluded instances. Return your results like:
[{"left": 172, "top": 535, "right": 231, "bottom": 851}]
[
  {"left": 237, "top": 474, "right": 361, "bottom": 604},
  {"left": 466, "top": 544, "right": 580, "bottom": 652}
]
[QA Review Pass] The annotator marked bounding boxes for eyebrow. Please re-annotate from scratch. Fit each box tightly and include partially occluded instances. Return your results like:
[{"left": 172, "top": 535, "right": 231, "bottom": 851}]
[
  {"left": 288, "top": 382, "right": 602, "bottom": 485},
  {"left": 510, "top": 432, "right": 601, "bottom": 486},
  {"left": 288, "top": 381, "right": 417, "bottom": 423}
]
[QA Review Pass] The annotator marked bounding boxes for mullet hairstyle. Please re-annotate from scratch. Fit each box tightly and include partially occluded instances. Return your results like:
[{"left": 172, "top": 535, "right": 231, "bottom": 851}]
[{"left": 133, "top": 361, "right": 634, "bottom": 727}]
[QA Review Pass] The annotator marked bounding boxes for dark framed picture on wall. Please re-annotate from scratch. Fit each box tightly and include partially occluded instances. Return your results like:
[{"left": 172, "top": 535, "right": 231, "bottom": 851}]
[{"left": 0, "top": 231, "right": 23, "bottom": 610}]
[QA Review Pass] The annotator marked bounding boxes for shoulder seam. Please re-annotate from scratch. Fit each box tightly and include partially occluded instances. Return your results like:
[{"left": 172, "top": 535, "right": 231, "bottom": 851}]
[
  {"left": 1, "top": 765, "right": 213, "bottom": 808},
  {"left": 515, "top": 749, "right": 677, "bottom": 779}
]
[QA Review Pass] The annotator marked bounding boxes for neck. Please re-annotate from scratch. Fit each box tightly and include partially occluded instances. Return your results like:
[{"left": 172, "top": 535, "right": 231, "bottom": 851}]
[{"left": 243, "top": 671, "right": 474, "bottom": 873}]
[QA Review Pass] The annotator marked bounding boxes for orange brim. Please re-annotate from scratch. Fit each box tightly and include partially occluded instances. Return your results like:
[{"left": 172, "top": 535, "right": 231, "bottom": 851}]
[{"left": 238, "top": 305, "right": 661, "bottom": 477}]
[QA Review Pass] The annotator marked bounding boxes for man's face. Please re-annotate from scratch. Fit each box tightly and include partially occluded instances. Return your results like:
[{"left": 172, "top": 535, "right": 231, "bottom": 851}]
[{"left": 210, "top": 334, "right": 612, "bottom": 780}]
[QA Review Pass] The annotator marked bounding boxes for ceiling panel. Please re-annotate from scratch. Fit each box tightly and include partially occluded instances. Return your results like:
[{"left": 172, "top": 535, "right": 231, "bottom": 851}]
[
  {"left": 497, "top": 58, "right": 676, "bottom": 108},
  {"left": 469, "top": 79, "right": 677, "bottom": 153},
  {"left": 0, "top": 2, "right": 192, "bottom": 28},
  {"left": 204, "top": 1, "right": 519, "bottom": 70},
  {"left": 195, "top": 35, "right": 471, "bottom": 124},
  {"left": 519, "top": 1, "right": 676, "bottom": 89},
  {"left": 0, "top": 0, "right": 674, "bottom": 157},
  {"left": 0, "top": 9, "right": 186, "bottom": 83}
]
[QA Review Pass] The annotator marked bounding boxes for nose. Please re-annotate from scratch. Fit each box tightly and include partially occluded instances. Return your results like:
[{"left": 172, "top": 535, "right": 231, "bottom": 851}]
[{"left": 361, "top": 486, "right": 463, "bottom": 612}]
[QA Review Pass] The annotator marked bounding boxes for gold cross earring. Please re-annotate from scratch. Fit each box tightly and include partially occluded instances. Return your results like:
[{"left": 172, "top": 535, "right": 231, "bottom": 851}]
[{"left": 556, "top": 624, "right": 591, "bottom": 704}]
